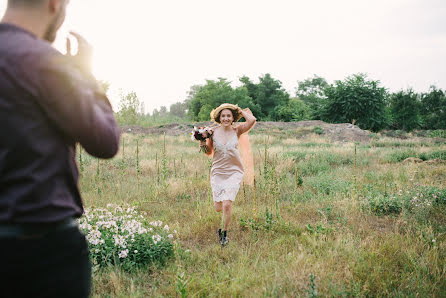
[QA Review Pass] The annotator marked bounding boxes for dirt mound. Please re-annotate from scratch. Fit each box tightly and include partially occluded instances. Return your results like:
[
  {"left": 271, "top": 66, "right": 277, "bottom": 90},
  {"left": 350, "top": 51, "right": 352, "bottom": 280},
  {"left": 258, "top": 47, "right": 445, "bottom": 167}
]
[
  {"left": 253, "top": 121, "right": 371, "bottom": 142},
  {"left": 121, "top": 120, "right": 371, "bottom": 143},
  {"left": 402, "top": 157, "right": 424, "bottom": 163},
  {"left": 423, "top": 159, "right": 446, "bottom": 165}
]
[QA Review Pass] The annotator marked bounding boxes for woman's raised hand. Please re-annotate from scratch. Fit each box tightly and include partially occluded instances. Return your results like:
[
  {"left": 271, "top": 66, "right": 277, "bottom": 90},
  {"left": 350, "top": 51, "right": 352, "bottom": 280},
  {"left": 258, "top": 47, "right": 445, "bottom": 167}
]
[{"left": 243, "top": 108, "right": 252, "bottom": 114}]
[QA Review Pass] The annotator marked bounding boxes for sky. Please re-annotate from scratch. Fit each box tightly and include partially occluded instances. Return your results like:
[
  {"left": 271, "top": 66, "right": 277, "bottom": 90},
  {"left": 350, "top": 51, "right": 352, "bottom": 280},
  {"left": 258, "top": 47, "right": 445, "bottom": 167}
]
[{"left": 1, "top": 0, "right": 445, "bottom": 114}]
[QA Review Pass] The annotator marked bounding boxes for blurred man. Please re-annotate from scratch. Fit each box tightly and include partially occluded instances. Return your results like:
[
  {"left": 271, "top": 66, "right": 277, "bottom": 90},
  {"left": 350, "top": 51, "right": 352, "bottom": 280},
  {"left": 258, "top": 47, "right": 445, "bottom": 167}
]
[{"left": 0, "top": 0, "right": 120, "bottom": 296}]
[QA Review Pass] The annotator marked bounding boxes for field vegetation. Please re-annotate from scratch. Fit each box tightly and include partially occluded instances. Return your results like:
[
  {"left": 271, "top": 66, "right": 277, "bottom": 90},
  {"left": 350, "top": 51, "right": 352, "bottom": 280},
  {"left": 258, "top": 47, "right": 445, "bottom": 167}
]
[{"left": 77, "top": 127, "right": 446, "bottom": 297}]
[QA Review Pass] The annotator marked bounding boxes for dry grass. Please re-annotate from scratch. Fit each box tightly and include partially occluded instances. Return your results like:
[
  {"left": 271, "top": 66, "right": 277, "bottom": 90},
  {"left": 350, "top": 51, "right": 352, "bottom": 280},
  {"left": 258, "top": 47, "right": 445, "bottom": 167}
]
[{"left": 77, "top": 133, "right": 446, "bottom": 297}]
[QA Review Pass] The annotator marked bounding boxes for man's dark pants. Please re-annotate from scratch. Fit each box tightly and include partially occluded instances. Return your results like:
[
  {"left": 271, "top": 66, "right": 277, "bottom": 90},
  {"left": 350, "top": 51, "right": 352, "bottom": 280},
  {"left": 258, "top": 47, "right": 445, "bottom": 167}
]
[{"left": 0, "top": 225, "right": 91, "bottom": 298}]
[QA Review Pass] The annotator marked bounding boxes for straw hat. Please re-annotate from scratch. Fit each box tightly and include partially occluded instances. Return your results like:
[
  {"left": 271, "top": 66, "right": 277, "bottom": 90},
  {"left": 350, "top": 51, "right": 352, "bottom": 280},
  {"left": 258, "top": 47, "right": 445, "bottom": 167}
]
[{"left": 210, "top": 103, "right": 243, "bottom": 123}]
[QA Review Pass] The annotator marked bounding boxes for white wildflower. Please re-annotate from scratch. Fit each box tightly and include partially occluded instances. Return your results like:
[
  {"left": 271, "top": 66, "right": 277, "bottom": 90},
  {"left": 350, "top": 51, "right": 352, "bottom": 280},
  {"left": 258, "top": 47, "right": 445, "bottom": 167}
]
[
  {"left": 113, "top": 234, "right": 127, "bottom": 248},
  {"left": 152, "top": 234, "right": 162, "bottom": 244},
  {"left": 118, "top": 249, "right": 129, "bottom": 259}
]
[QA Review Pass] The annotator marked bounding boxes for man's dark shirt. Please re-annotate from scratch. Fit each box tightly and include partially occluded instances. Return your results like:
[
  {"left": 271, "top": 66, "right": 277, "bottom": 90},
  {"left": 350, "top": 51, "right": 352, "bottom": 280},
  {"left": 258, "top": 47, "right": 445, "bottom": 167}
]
[{"left": 0, "top": 23, "right": 120, "bottom": 223}]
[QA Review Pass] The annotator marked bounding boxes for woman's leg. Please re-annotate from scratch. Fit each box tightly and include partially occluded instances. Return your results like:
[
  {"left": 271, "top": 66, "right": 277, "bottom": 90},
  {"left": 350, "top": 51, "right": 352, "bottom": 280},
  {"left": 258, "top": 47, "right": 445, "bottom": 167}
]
[
  {"left": 222, "top": 200, "right": 232, "bottom": 231},
  {"left": 214, "top": 201, "right": 223, "bottom": 212}
]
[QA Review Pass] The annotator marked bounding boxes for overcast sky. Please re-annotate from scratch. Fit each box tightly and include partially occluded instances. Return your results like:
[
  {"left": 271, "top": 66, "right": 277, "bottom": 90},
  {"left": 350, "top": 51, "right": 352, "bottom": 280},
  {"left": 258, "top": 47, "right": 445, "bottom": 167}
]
[{"left": 1, "top": 0, "right": 445, "bottom": 113}]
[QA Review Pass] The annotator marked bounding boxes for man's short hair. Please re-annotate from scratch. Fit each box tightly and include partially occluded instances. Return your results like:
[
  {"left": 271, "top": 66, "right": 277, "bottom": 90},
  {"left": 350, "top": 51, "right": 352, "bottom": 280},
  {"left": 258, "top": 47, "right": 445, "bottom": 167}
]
[{"left": 8, "top": 0, "right": 47, "bottom": 8}]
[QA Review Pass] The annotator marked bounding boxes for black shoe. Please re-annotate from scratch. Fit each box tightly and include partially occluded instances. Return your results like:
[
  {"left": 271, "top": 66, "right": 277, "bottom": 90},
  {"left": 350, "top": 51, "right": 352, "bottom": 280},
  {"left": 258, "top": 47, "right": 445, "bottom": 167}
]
[
  {"left": 221, "top": 230, "right": 229, "bottom": 246},
  {"left": 218, "top": 228, "right": 223, "bottom": 244}
]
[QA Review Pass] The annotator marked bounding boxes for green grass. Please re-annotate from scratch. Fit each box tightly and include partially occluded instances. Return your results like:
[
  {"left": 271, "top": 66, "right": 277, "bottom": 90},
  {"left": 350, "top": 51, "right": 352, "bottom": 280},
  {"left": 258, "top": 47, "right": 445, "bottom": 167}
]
[
  {"left": 387, "top": 149, "right": 446, "bottom": 163},
  {"left": 77, "top": 132, "right": 446, "bottom": 297}
]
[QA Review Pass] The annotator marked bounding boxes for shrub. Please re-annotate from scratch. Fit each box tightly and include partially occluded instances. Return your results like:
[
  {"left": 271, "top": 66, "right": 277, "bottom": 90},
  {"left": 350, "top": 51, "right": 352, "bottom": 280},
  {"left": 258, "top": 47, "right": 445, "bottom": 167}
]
[
  {"left": 313, "top": 126, "right": 324, "bottom": 135},
  {"left": 387, "top": 150, "right": 418, "bottom": 163},
  {"left": 363, "top": 193, "right": 403, "bottom": 215},
  {"left": 427, "top": 130, "right": 446, "bottom": 138},
  {"left": 362, "top": 184, "right": 446, "bottom": 217},
  {"left": 274, "top": 98, "right": 310, "bottom": 122},
  {"left": 78, "top": 204, "right": 175, "bottom": 271},
  {"left": 418, "top": 150, "right": 446, "bottom": 161}
]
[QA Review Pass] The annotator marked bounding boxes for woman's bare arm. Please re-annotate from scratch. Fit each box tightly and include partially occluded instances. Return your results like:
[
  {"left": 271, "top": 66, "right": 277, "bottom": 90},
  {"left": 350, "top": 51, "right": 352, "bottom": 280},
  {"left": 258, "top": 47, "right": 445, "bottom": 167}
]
[
  {"left": 236, "top": 108, "right": 257, "bottom": 136},
  {"left": 200, "top": 137, "right": 214, "bottom": 156}
]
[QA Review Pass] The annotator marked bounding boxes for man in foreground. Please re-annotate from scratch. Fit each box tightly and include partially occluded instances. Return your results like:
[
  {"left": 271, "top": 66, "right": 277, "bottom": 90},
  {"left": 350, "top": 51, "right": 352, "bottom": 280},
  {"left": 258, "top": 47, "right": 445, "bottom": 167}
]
[{"left": 0, "top": 0, "right": 120, "bottom": 296}]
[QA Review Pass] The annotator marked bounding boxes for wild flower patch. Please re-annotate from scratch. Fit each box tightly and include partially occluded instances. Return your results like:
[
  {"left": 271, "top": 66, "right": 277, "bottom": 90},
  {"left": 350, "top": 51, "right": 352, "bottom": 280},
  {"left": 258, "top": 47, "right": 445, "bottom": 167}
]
[
  {"left": 362, "top": 184, "right": 446, "bottom": 216},
  {"left": 78, "top": 204, "right": 175, "bottom": 271}
]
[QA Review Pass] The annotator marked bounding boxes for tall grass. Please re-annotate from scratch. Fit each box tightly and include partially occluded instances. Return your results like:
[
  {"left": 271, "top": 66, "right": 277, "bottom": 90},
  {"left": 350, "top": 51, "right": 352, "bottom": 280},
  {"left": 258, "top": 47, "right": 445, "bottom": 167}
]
[{"left": 77, "top": 132, "right": 446, "bottom": 297}]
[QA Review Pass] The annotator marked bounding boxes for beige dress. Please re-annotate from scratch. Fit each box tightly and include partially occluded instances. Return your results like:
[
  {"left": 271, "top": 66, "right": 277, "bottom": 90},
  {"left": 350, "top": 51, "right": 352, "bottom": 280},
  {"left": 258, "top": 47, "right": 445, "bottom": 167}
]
[{"left": 210, "top": 128, "right": 244, "bottom": 202}]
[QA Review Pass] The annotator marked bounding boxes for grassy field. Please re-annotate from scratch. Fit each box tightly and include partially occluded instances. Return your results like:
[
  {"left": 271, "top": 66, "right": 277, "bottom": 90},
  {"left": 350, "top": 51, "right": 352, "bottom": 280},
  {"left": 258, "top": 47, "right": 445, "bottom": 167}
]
[{"left": 77, "top": 127, "right": 446, "bottom": 297}]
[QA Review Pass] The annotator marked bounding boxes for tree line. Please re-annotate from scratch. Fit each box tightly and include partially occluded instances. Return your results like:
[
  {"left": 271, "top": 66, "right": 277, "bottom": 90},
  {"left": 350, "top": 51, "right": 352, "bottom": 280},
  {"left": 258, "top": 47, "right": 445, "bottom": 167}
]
[{"left": 116, "top": 73, "right": 446, "bottom": 132}]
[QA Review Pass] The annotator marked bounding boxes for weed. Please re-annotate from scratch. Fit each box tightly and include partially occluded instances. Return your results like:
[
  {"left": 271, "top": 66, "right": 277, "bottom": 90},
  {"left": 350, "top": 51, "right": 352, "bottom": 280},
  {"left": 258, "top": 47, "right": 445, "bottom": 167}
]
[
  {"left": 313, "top": 126, "right": 324, "bottom": 135},
  {"left": 306, "top": 274, "right": 318, "bottom": 297}
]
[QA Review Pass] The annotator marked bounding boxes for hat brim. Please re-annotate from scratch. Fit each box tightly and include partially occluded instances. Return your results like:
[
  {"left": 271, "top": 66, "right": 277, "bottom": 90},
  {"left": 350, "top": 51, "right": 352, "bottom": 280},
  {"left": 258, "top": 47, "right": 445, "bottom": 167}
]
[{"left": 210, "top": 103, "right": 242, "bottom": 123}]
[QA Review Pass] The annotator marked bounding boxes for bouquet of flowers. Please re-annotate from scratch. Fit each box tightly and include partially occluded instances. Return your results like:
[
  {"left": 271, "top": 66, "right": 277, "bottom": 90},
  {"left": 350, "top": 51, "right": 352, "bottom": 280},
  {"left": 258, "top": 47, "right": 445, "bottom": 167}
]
[
  {"left": 190, "top": 126, "right": 213, "bottom": 141},
  {"left": 191, "top": 126, "right": 214, "bottom": 153}
]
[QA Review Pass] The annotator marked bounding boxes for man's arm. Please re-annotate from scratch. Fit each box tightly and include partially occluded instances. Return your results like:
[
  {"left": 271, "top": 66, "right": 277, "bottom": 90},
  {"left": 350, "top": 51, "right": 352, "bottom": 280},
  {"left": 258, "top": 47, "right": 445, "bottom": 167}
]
[{"left": 36, "top": 54, "right": 120, "bottom": 158}]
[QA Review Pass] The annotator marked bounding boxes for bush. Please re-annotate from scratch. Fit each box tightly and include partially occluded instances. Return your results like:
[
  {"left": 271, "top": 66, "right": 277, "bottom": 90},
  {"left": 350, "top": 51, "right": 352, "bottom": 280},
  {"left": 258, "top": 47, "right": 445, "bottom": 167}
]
[
  {"left": 274, "top": 98, "right": 310, "bottom": 121},
  {"left": 362, "top": 184, "right": 446, "bottom": 217},
  {"left": 387, "top": 150, "right": 418, "bottom": 163},
  {"left": 418, "top": 150, "right": 446, "bottom": 161},
  {"left": 427, "top": 130, "right": 446, "bottom": 138},
  {"left": 78, "top": 204, "right": 175, "bottom": 271},
  {"left": 363, "top": 193, "right": 403, "bottom": 215},
  {"left": 321, "top": 73, "right": 388, "bottom": 132},
  {"left": 313, "top": 126, "right": 324, "bottom": 135}
]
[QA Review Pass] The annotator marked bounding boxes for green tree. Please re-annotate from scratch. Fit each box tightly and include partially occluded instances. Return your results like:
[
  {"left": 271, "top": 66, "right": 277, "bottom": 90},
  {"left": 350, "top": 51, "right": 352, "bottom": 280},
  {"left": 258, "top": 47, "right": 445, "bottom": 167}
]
[
  {"left": 274, "top": 98, "right": 310, "bottom": 122},
  {"left": 187, "top": 78, "right": 254, "bottom": 121},
  {"left": 169, "top": 102, "right": 188, "bottom": 118},
  {"left": 159, "top": 106, "right": 168, "bottom": 117},
  {"left": 117, "top": 91, "right": 141, "bottom": 125},
  {"left": 185, "top": 85, "right": 202, "bottom": 119},
  {"left": 152, "top": 108, "right": 160, "bottom": 118},
  {"left": 198, "top": 104, "right": 213, "bottom": 121},
  {"left": 240, "top": 74, "right": 290, "bottom": 120},
  {"left": 321, "top": 74, "right": 388, "bottom": 132},
  {"left": 389, "top": 90, "right": 420, "bottom": 131},
  {"left": 295, "top": 75, "right": 328, "bottom": 119},
  {"left": 420, "top": 86, "right": 446, "bottom": 129}
]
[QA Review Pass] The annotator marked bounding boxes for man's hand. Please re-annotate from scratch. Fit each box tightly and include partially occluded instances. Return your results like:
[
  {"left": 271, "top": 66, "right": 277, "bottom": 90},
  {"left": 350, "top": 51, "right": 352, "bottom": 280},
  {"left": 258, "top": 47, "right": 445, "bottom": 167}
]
[{"left": 66, "top": 32, "right": 93, "bottom": 74}]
